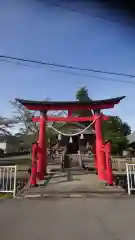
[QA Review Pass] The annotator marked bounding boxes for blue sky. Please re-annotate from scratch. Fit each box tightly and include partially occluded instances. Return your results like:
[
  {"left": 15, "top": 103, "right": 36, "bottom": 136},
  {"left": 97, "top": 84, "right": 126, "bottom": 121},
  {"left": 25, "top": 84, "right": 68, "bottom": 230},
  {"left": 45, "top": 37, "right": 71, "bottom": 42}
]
[{"left": 0, "top": 0, "right": 135, "bottom": 130}]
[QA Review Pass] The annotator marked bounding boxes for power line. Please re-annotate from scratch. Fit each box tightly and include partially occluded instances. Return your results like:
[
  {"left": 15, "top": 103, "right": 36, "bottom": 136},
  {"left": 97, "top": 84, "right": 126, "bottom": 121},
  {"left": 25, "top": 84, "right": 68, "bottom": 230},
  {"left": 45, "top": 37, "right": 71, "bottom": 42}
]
[
  {"left": 1, "top": 58, "right": 135, "bottom": 85},
  {"left": 44, "top": 1, "right": 135, "bottom": 28},
  {"left": 54, "top": 69, "right": 135, "bottom": 85},
  {"left": 0, "top": 55, "right": 135, "bottom": 78}
]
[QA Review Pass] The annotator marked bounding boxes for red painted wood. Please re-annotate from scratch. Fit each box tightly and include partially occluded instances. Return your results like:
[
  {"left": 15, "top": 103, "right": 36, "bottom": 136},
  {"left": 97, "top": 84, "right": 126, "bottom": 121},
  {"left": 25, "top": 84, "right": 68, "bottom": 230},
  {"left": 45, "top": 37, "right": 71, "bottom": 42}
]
[
  {"left": 95, "top": 114, "right": 106, "bottom": 181},
  {"left": 68, "top": 110, "right": 72, "bottom": 116},
  {"left": 30, "top": 143, "right": 38, "bottom": 186},
  {"left": 32, "top": 115, "right": 109, "bottom": 123},
  {"left": 24, "top": 103, "right": 115, "bottom": 111},
  {"left": 105, "top": 142, "right": 113, "bottom": 185},
  {"left": 33, "top": 116, "right": 94, "bottom": 122},
  {"left": 37, "top": 115, "right": 47, "bottom": 179},
  {"left": 48, "top": 116, "right": 94, "bottom": 122},
  {"left": 33, "top": 117, "right": 40, "bottom": 122}
]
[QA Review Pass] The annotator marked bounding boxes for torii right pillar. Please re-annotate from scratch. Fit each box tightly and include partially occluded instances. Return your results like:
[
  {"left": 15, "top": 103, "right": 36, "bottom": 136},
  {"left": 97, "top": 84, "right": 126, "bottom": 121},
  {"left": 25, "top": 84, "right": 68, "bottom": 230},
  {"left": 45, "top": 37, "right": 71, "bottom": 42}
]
[
  {"left": 37, "top": 111, "right": 47, "bottom": 179},
  {"left": 105, "top": 141, "right": 113, "bottom": 185},
  {"left": 95, "top": 114, "right": 106, "bottom": 181}
]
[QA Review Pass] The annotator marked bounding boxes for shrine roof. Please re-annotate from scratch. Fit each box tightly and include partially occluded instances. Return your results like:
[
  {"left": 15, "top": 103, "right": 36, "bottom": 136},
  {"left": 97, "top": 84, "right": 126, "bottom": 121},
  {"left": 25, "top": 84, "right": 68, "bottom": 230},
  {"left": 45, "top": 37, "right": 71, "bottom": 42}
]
[{"left": 16, "top": 96, "right": 125, "bottom": 111}]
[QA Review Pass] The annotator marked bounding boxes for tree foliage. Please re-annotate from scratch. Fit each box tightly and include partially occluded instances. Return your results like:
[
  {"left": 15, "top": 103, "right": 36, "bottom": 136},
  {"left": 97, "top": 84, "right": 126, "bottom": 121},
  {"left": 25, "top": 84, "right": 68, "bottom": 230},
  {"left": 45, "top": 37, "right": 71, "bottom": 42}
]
[
  {"left": 76, "top": 86, "right": 100, "bottom": 120},
  {"left": 10, "top": 100, "right": 40, "bottom": 152},
  {"left": 102, "top": 116, "right": 131, "bottom": 137},
  {"left": 75, "top": 86, "right": 95, "bottom": 126},
  {"left": 76, "top": 86, "right": 93, "bottom": 116},
  {"left": 10, "top": 100, "right": 65, "bottom": 148},
  {"left": 76, "top": 86, "right": 91, "bottom": 102},
  {"left": 10, "top": 100, "right": 39, "bottom": 134},
  {"left": 0, "top": 116, "right": 18, "bottom": 136},
  {"left": 102, "top": 116, "right": 131, "bottom": 155}
]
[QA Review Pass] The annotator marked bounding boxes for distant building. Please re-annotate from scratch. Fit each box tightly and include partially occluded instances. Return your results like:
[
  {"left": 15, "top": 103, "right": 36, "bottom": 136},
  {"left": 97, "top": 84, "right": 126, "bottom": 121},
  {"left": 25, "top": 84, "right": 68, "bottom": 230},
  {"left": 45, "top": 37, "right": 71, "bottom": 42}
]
[
  {"left": 0, "top": 135, "right": 30, "bottom": 155},
  {"left": 127, "top": 131, "right": 135, "bottom": 155},
  {"left": 0, "top": 140, "right": 16, "bottom": 154},
  {"left": 127, "top": 131, "right": 135, "bottom": 145}
]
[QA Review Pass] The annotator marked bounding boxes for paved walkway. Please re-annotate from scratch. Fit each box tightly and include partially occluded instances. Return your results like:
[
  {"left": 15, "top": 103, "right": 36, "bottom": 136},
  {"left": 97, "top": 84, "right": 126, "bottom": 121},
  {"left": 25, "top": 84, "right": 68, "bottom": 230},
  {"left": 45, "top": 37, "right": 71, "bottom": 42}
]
[
  {"left": 19, "top": 169, "right": 125, "bottom": 199},
  {"left": 1, "top": 198, "right": 135, "bottom": 240}
]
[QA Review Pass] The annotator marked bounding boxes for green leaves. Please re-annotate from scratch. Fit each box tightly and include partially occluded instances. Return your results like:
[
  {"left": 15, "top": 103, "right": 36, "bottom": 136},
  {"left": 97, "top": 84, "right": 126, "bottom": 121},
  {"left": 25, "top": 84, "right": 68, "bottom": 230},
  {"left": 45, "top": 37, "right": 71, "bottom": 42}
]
[
  {"left": 76, "top": 86, "right": 91, "bottom": 102},
  {"left": 75, "top": 86, "right": 93, "bottom": 125},
  {"left": 102, "top": 116, "right": 131, "bottom": 154}
]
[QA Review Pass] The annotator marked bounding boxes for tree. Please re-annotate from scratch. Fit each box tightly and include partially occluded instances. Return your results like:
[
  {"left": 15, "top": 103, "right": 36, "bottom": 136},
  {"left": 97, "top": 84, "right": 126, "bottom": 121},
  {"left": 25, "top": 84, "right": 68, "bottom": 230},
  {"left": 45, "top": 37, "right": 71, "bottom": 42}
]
[
  {"left": 0, "top": 116, "right": 18, "bottom": 136},
  {"left": 0, "top": 116, "right": 19, "bottom": 153},
  {"left": 10, "top": 99, "right": 66, "bottom": 134},
  {"left": 75, "top": 86, "right": 101, "bottom": 127},
  {"left": 102, "top": 116, "right": 131, "bottom": 138},
  {"left": 121, "top": 122, "right": 131, "bottom": 136},
  {"left": 75, "top": 86, "right": 94, "bottom": 126},
  {"left": 10, "top": 99, "right": 40, "bottom": 154},
  {"left": 76, "top": 86, "right": 93, "bottom": 115},
  {"left": 10, "top": 99, "right": 65, "bottom": 149},
  {"left": 10, "top": 100, "right": 39, "bottom": 135},
  {"left": 102, "top": 116, "right": 131, "bottom": 155},
  {"left": 76, "top": 86, "right": 91, "bottom": 102}
]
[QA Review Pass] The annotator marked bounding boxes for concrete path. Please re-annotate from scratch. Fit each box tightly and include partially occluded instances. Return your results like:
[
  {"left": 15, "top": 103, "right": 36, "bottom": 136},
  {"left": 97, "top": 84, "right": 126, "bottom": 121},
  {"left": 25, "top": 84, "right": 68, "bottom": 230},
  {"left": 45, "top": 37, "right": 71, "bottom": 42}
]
[
  {"left": 20, "top": 170, "right": 125, "bottom": 199},
  {"left": 0, "top": 198, "right": 135, "bottom": 240}
]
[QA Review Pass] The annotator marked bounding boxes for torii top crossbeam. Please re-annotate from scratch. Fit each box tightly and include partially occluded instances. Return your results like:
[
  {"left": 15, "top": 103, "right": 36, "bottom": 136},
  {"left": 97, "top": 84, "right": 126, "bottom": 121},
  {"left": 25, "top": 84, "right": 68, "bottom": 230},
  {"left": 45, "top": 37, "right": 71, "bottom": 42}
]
[{"left": 16, "top": 96, "right": 125, "bottom": 111}]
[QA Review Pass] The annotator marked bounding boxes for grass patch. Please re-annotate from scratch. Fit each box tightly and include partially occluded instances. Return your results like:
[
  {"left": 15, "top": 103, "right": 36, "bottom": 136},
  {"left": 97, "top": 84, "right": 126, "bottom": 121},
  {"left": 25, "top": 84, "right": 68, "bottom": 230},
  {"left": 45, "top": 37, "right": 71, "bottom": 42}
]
[
  {"left": 43, "top": 173, "right": 54, "bottom": 186},
  {"left": 0, "top": 193, "right": 13, "bottom": 199}
]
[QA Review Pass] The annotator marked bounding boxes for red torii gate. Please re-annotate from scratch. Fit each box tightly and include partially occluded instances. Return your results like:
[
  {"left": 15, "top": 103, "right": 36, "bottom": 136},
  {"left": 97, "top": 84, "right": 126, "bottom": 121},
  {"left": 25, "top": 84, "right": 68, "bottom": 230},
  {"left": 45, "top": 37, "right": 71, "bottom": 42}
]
[{"left": 16, "top": 96, "right": 125, "bottom": 186}]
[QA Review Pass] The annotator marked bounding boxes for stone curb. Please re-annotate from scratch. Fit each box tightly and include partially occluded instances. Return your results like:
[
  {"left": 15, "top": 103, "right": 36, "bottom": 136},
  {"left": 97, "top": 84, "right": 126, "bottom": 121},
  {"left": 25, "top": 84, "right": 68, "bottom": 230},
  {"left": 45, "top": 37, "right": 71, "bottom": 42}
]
[
  {"left": 25, "top": 193, "right": 84, "bottom": 199},
  {"left": 16, "top": 191, "right": 128, "bottom": 200},
  {"left": 16, "top": 194, "right": 83, "bottom": 199}
]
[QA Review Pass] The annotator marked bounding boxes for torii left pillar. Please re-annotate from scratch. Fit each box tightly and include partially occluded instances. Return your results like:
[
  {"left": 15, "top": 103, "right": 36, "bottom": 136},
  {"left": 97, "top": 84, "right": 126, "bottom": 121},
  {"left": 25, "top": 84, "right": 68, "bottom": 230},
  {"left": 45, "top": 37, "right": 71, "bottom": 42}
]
[
  {"left": 37, "top": 111, "right": 47, "bottom": 179},
  {"left": 30, "top": 142, "right": 38, "bottom": 186}
]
